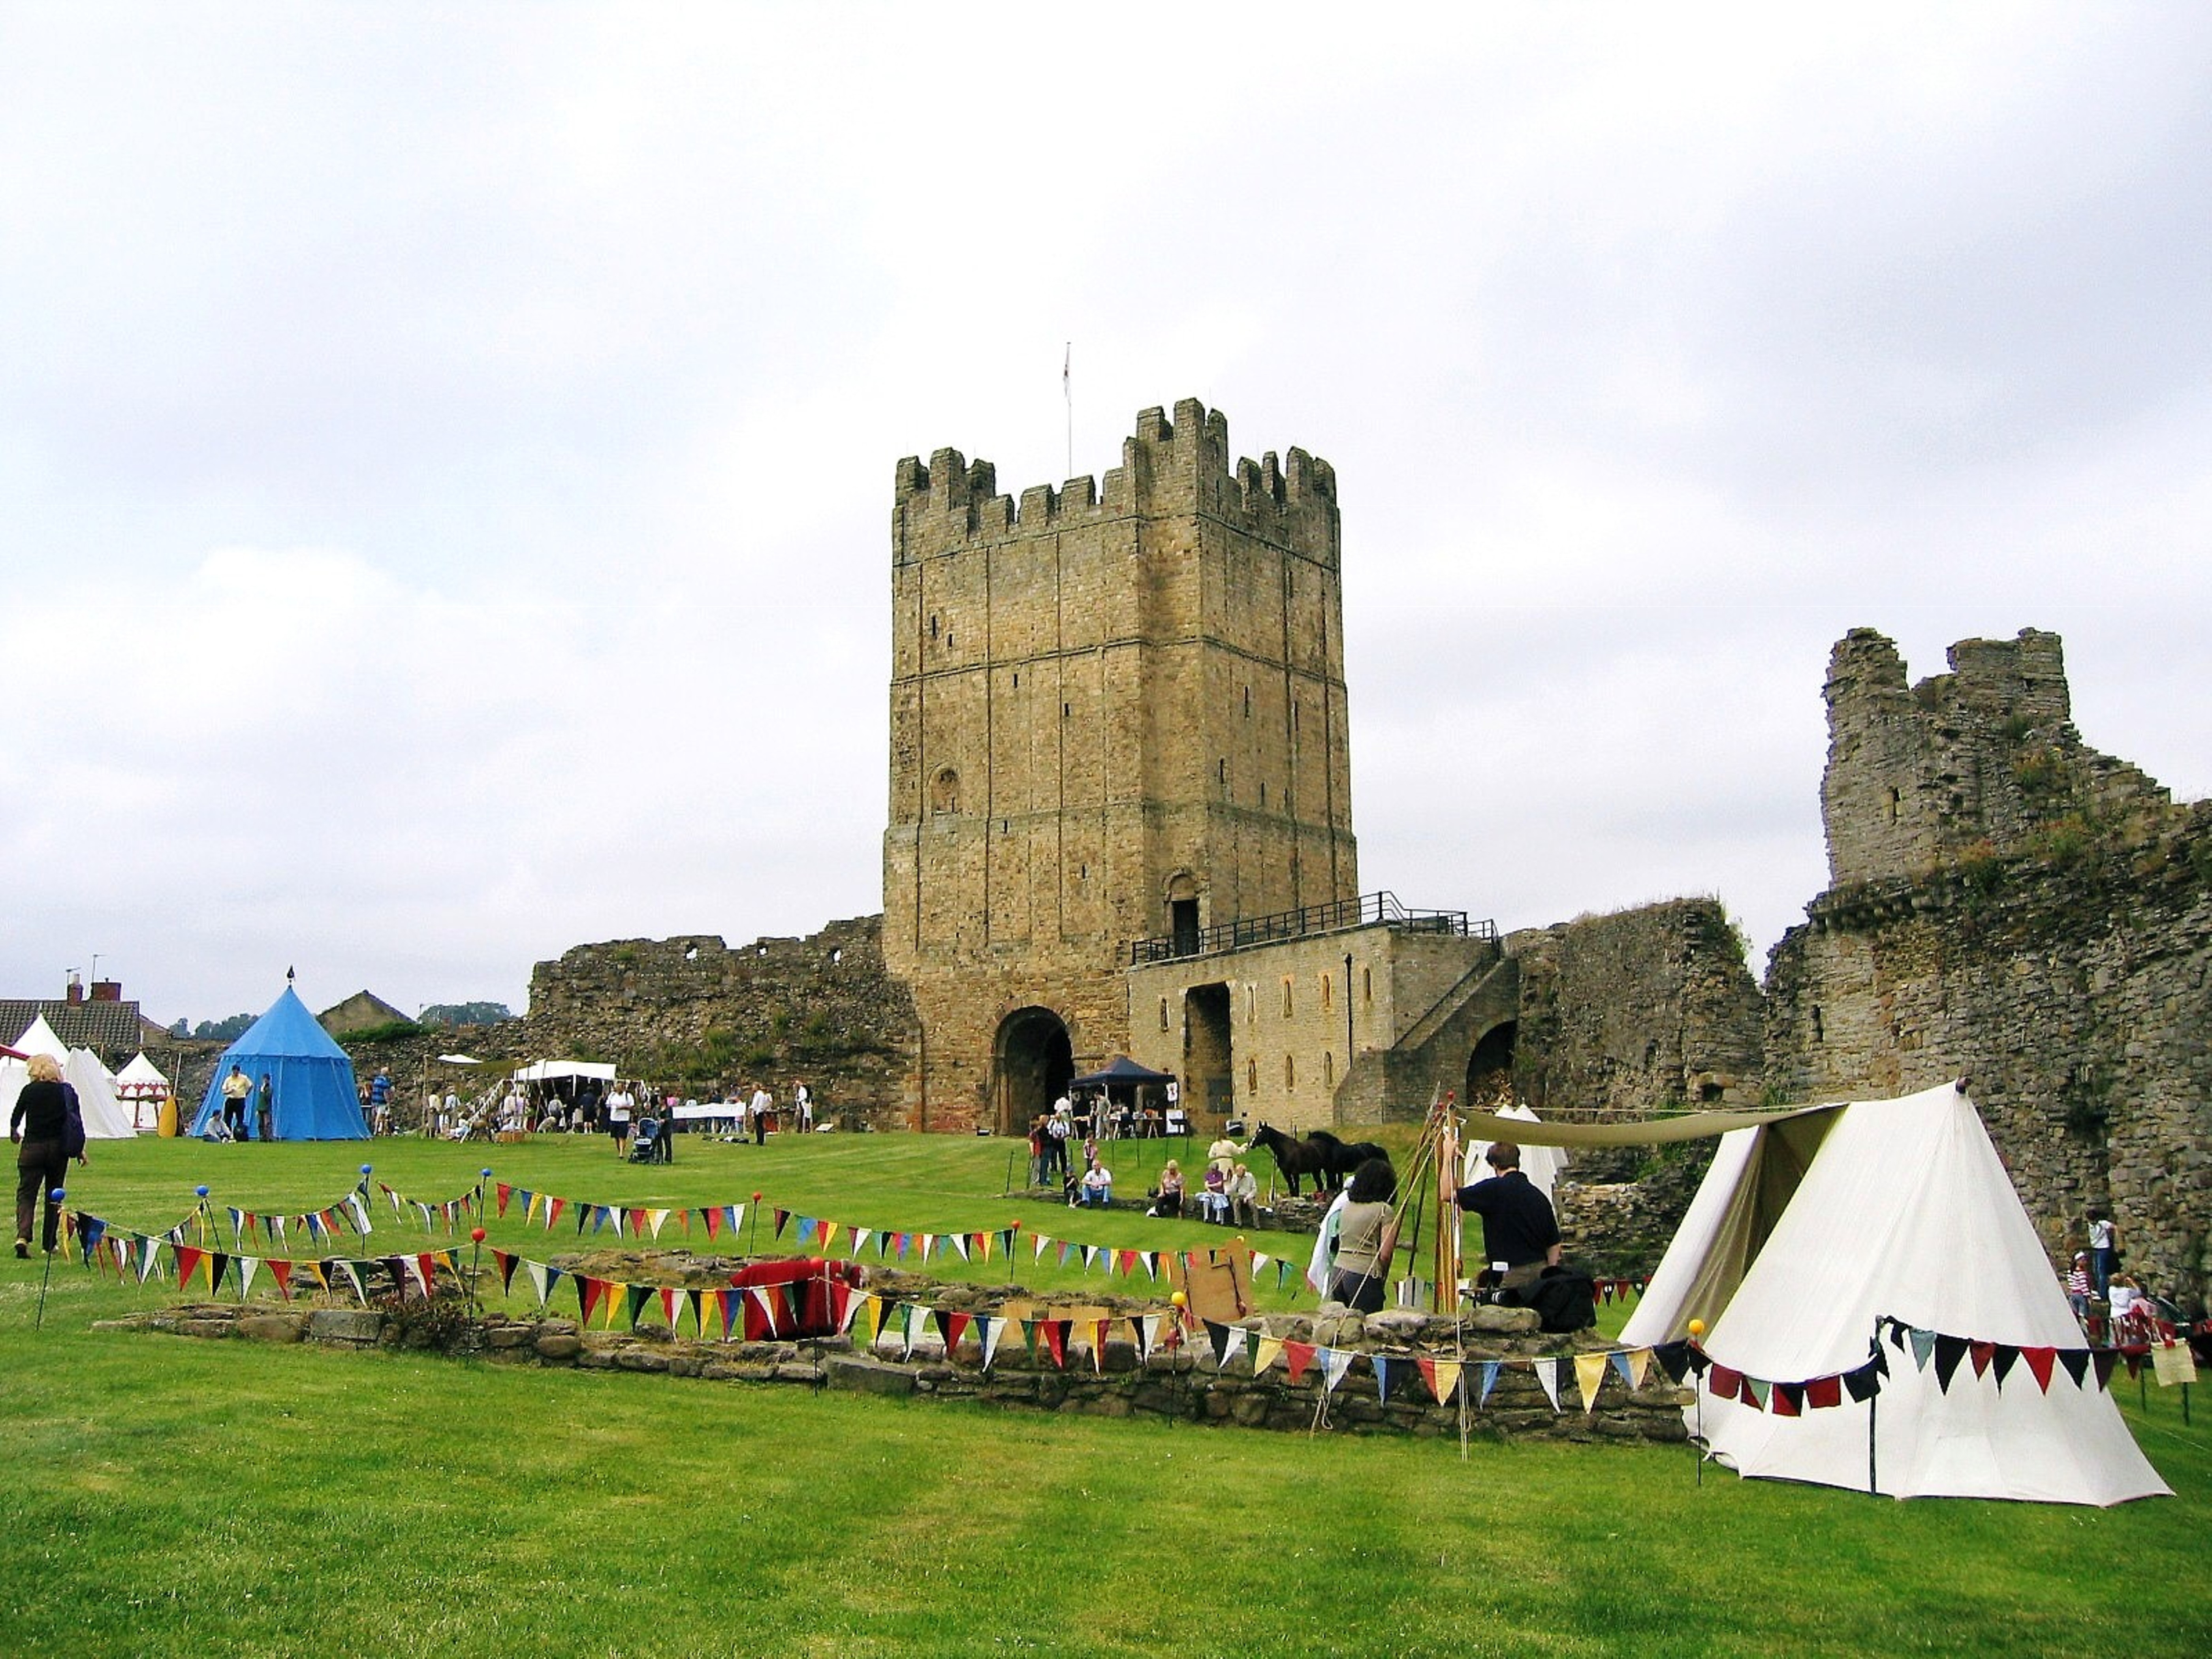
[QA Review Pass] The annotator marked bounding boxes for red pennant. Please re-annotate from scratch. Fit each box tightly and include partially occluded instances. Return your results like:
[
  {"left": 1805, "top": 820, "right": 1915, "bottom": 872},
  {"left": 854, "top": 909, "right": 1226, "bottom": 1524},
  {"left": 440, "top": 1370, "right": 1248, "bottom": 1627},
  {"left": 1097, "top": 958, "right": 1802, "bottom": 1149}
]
[
  {"left": 659, "top": 1287, "right": 683, "bottom": 1331},
  {"left": 1283, "top": 1341, "right": 1317, "bottom": 1385},
  {"left": 1805, "top": 1374, "right": 1843, "bottom": 1410},
  {"left": 1416, "top": 1355, "right": 1439, "bottom": 1399},
  {"left": 703, "top": 1206, "right": 721, "bottom": 1240},
  {"left": 417, "top": 1253, "right": 436, "bottom": 1291},
  {"left": 579, "top": 1276, "right": 607, "bottom": 1324},
  {"left": 1969, "top": 1341, "right": 1995, "bottom": 1379},
  {"left": 1115, "top": 1249, "right": 1136, "bottom": 1277},
  {"left": 1041, "top": 1320, "right": 1068, "bottom": 1369},
  {"left": 176, "top": 1245, "right": 205, "bottom": 1286},
  {"left": 496, "top": 1183, "right": 513, "bottom": 1217},
  {"left": 268, "top": 1259, "right": 294, "bottom": 1300},
  {"left": 547, "top": 1197, "right": 567, "bottom": 1228},
  {"left": 2021, "top": 1347, "right": 2058, "bottom": 1392},
  {"left": 628, "top": 1208, "right": 648, "bottom": 1237},
  {"left": 1772, "top": 1382, "right": 1802, "bottom": 1417},
  {"left": 1708, "top": 1364, "right": 1743, "bottom": 1403}
]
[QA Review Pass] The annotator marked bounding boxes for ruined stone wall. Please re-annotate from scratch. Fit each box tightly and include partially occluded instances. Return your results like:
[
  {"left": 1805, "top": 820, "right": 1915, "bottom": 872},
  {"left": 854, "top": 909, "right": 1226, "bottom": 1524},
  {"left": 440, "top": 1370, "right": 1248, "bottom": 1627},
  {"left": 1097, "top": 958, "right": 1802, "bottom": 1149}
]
[
  {"left": 1507, "top": 899, "right": 1767, "bottom": 1183},
  {"left": 521, "top": 916, "right": 918, "bottom": 1125},
  {"left": 1768, "top": 628, "right": 2212, "bottom": 1306},
  {"left": 884, "top": 399, "right": 1357, "bottom": 1130}
]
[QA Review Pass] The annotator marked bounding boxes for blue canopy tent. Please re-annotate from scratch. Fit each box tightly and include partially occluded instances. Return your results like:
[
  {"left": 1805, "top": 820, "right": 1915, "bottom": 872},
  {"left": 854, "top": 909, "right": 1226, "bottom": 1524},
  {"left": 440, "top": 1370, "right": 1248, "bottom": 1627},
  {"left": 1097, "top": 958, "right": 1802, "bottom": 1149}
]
[{"left": 189, "top": 986, "right": 368, "bottom": 1141}]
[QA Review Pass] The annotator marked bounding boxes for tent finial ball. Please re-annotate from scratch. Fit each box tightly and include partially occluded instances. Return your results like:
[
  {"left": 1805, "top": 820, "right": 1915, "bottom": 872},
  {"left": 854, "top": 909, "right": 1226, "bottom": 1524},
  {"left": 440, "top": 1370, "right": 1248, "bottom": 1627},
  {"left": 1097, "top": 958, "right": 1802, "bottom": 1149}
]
[
  {"left": 470, "top": 1227, "right": 486, "bottom": 1244},
  {"left": 1170, "top": 1292, "right": 1187, "bottom": 1309},
  {"left": 1687, "top": 1319, "right": 1706, "bottom": 1341}
]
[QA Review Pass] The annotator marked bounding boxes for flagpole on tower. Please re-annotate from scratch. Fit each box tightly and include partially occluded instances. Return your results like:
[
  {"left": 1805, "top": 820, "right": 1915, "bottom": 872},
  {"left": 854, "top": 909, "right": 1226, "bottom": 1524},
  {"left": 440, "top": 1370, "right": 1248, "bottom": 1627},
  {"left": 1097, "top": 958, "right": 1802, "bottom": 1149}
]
[{"left": 1063, "top": 343, "right": 1072, "bottom": 479}]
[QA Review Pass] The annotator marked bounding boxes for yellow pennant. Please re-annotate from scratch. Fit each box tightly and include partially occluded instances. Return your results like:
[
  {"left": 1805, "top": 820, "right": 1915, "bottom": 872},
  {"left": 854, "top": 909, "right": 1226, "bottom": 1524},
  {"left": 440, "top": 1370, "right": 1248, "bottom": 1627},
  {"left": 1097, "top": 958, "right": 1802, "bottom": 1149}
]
[
  {"left": 1253, "top": 1337, "right": 1284, "bottom": 1375},
  {"left": 1574, "top": 1352, "right": 1611, "bottom": 1413},
  {"left": 1429, "top": 1359, "right": 1463, "bottom": 1407},
  {"left": 1627, "top": 1347, "right": 1652, "bottom": 1390}
]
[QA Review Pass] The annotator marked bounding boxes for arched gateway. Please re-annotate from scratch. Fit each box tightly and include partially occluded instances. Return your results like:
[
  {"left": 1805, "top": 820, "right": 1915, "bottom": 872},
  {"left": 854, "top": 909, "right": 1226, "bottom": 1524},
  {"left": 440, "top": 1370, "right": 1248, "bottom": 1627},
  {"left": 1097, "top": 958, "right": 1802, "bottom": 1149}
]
[{"left": 993, "top": 1007, "right": 1073, "bottom": 1136}]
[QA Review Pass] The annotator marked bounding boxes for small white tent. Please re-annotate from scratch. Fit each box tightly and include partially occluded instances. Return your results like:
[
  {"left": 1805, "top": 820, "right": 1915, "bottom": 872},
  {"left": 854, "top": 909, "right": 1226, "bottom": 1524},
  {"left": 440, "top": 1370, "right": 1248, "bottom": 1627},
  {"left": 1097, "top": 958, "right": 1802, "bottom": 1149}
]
[
  {"left": 1620, "top": 1081, "right": 2168, "bottom": 1506},
  {"left": 1462, "top": 1101, "right": 1568, "bottom": 1202},
  {"left": 115, "top": 1053, "right": 172, "bottom": 1131},
  {"left": 0, "top": 1017, "right": 136, "bottom": 1140}
]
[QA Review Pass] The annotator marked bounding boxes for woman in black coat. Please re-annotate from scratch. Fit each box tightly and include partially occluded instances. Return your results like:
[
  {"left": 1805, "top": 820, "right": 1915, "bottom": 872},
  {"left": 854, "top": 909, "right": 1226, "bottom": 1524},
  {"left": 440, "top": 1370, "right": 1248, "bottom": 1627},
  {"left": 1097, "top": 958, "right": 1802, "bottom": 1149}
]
[{"left": 11, "top": 1053, "right": 87, "bottom": 1256}]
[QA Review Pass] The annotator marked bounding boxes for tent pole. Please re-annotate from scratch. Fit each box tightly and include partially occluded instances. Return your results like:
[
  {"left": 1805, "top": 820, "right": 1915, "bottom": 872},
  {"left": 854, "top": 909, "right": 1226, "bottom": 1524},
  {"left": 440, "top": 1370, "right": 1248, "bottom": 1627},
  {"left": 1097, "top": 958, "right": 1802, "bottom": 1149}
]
[{"left": 1867, "top": 1390, "right": 1878, "bottom": 1495}]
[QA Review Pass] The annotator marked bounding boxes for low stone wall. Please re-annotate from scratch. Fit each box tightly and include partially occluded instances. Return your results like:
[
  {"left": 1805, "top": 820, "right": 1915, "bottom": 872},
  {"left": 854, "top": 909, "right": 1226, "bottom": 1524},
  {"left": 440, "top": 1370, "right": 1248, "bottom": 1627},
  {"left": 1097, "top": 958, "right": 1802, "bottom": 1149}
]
[{"left": 102, "top": 1296, "right": 1690, "bottom": 1446}]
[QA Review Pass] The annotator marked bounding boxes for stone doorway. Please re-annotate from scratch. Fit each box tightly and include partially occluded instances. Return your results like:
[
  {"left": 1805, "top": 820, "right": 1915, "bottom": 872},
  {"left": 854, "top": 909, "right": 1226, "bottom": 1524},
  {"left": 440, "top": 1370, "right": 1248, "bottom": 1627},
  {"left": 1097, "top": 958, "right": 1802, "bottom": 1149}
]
[
  {"left": 1183, "top": 984, "right": 1233, "bottom": 1125},
  {"left": 993, "top": 1006, "right": 1074, "bottom": 1136},
  {"left": 1465, "top": 1019, "right": 1516, "bottom": 1112}
]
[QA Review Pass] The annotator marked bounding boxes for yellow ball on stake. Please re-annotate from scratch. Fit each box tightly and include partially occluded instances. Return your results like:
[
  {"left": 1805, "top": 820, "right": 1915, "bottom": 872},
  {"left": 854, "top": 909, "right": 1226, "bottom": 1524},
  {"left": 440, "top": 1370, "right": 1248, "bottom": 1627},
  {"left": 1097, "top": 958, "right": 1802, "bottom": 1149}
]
[{"left": 1687, "top": 1319, "right": 1706, "bottom": 1341}]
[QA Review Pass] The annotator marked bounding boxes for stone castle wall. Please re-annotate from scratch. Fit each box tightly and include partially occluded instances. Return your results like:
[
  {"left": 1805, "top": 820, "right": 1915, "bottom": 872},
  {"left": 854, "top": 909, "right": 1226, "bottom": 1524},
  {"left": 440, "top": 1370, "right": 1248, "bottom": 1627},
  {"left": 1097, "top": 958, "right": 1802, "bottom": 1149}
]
[
  {"left": 1766, "top": 629, "right": 2212, "bottom": 1304},
  {"left": 1509, "top": 899, "right": 1767, "bottom": 1183},
  {"left": 521, "top": 916, "right": 919, "bottom": 1124}
]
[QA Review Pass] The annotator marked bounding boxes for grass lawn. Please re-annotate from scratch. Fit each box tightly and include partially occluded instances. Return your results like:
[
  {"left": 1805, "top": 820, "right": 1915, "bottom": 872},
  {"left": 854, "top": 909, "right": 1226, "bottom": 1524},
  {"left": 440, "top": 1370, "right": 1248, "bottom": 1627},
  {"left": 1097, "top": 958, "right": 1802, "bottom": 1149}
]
[{"left": 2, "top": 1131, "right": 2204, "bottom": 1657}]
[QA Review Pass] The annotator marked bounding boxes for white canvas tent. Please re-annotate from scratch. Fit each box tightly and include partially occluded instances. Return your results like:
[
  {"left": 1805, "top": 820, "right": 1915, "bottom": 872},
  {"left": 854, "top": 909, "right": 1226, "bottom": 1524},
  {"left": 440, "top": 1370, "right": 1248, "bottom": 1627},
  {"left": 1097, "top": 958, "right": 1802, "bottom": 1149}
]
[
  {"left": 511, "top": 1059, "right": 616, "bottom": 1083},
  {"left": 1462, "top": 1101, "right": 1568, "bottom": 1202},
  {"left": 0, "top": 1016, "right": 137, "bottom": 1139},
  {"left": 1620, "top": 1080, "right": 2169, "bottom": 1506}
]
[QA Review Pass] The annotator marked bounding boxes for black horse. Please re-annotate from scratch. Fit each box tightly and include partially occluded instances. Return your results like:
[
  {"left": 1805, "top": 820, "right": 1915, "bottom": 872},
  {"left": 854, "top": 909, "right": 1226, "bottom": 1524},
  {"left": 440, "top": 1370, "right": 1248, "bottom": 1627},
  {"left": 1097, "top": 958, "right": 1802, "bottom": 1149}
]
[
  {"left": 1249, "top": 1123, "right": 1330, "bottom": 1197},
  {"left": 1307, "top": 1129, "right": 1390, "bottom": 1190}
]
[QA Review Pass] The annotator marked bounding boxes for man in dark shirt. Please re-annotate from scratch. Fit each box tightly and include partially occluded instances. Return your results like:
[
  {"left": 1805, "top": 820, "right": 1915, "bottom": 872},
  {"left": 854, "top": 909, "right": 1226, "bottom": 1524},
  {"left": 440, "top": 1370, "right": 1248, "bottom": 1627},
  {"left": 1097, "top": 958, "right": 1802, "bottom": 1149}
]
[{"left": 1454, "top": 1140, "right": 1559, "bottom": 1290}]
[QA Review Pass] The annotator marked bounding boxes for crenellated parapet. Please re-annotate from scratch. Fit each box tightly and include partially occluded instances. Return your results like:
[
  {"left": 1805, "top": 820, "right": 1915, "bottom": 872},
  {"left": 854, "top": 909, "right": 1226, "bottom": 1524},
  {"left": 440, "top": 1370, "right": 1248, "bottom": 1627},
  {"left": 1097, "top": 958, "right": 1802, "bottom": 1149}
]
[
  {"left": 892, "top": 397, "right": 1339, "bottom": 566},
  {"left": 1821, "top": 627, "right": 2170, "bottom": 888}
]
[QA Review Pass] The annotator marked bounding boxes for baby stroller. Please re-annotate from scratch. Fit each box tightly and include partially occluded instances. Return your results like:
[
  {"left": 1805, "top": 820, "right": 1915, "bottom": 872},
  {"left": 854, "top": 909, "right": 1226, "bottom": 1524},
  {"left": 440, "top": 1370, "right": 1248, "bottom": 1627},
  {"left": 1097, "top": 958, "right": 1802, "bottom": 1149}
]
[{"left": 627, "top": 1118, "right": 662, "bottom": 1163}]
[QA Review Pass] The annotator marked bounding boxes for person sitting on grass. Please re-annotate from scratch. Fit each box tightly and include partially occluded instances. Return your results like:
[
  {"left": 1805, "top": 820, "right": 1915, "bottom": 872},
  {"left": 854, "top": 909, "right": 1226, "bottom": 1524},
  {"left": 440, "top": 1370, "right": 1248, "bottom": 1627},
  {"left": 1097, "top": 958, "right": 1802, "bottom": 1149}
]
[
  {"left": 1198, "top": 1162, "right": 1229, "bottom": 1223},
  {"left": 1148, "top": 1160, "right": 1184, "bottom": 1218},
  {"left": 1079, "top": 1160, "right": 1113, "bottom": 1206},
  {"left": 1228, "top": 1161, "right": 1259, "bottom": 1228}
]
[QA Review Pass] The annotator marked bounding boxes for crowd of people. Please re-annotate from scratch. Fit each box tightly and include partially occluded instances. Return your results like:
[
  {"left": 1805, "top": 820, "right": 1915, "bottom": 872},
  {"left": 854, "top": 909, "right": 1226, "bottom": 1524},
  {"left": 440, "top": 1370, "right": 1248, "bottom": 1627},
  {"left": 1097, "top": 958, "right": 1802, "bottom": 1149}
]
[{"left": 346, "top": 1067, "right": 822, "bottom": 1155}]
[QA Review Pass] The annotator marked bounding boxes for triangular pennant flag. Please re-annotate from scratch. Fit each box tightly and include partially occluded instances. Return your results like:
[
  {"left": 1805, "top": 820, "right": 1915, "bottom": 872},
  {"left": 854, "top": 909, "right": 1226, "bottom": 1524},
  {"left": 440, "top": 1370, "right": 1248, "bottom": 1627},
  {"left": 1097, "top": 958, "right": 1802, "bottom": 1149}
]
[
  {"left": 980, "top": 1315, "right": 1006, "bottom": 1370},
  {"left": 2021, "top": 1347, "right": 2058, "bottom": 1393},
  {"left": 1991, "top": 1345, "right": 2022, "bottom": 1390},
  {"left": 1772, "top": 1381, "right": 1804, "bottom": 1417},
  {"left": 1909, "top": 1327, "right": 1938, "bottom": 1371},
  {"left": 1372, "top": 1354, "right": 1394, "bottom": 1404},
  {"left": 2090, "top": 1350, "right": 2119, "bottom": 1390},
  {"left": 208, "top": 1252, "right": 231, "bottom": 1294},
  {"left": 269, "top": 1215, "right": 286, "bottom": 1251},
  {"left": 1535, "top": 1357, "right": 1565, "bottom": 1413},
  {"left": 1205, "top": 1320, "right": 1237, "bottom": 1369},
  {"left": 175, "top": 1244, "right": 204, "bottom": 1287},
  {"left": 796, "top": 1217, "right": 818, "bottom": 1248},
  {"left": 932, "top": 1309, "right": 972, "bottom": 1354},
  {"left": 1744, "top": 1377, "right": 1772, "bottom": 1411},
  {"left": 335, "top": 1259, "right": 368, "bottom": 1304},
  {"left": 645, "top": 1209, "right": 670, "bottom": 1241},
  {"left": 1574, "top": 1351, "right": 1610, "bottom": 1413},
  {"left": 773, "top": 1208, "right": 790, "bottom": 1239},
  {"left": 1707, "top": 1364, "right": 1742, "bottom": 1403},
  {"left": 1041, "top": 1319, "right": 1068, "bottom": 1369},
  {"left": 943, "top": 1230, "right": 965, "bottom": 1262},
  {"left": 578, "top": 1275, "right": 606, "bottom": 1324},
  {"left": 1806, "top": 1373, "right": 1843, "bottom": 1409},
  {"left": 1087, "top": 1319, "right": 1109, "bottom": 1374},
  {"left": 414, "top": 1253, "right": 438, "bottom": 1294},
  {"left": 972, "top": 1230, "right": 990, "bottom": 1263},
  {"left": 850, "top": 1227, "right": 872, "bottom": 1260},
  {"left": 1842, "top": 1359, "right": 1882, "bottom": 1403},
  {"left": 494, "top": 1250, "right": 520, "bottom": 1293},
  {"left": 1473, "top": 1360, "right": 1496, "bottom": 1407},
  {"left": 1253, "top": 1336, "right": 1284, "bottom": 1376},
  {"left": 1932, "top": 1335, "right": 1970, "bottom": 1393},
  {"left": 750, "top": 1284, "right": 781, "bottom": 1337},
  {"left": 1033, "top": 1233, "right": 1051, "bottom": 1263},
  {"left": 658, "top": 1287, "right": 683, "bottom": 1331},
  {"left": 685, "top": 1288, "right": 705, "bottom": 1336},
  {"left": 818, "top": 1221, "right": 840, "bottom": 1255},
  {"left": 702, "top": 1205, "right": 722, "bottom": 1241},
  {"left": 235, "top": 1255, "right": 261, "bottom": 1299},
  {"left": 1139, "top": 1251, "right": 1159, "bottom": 1282},
  {"left": 1283, "top": 1341, "right": 1317, "bottom": 1386},
  {"left": 1321, "top": 1347, "right": 1357, "bottom": 1396},
  {"left": 1652, "top": 1341, "right": 1692, "bottom": 1384},
  {"left": 713, "top": 1287, "right": 740, "bottom": 1341},
  {"left": 1969, "top": 1340, "right": 1996, "bottom": 1381},
  {"left": 2057, "top": 1348, "right": 2090, "bottom": 1389},
  {"left": 267, "top": 1258, "right": 293, "bottom": 1300},
  {"left": 547, "top": 1197, "right": 567, "bottom": 1230},
  {"left": 524, "top": 1261, "right": 553, "bottom": 1307},
  {"left": 496, "top": 1182, "right": 513, "bottom": 1218},
  {"left": 1115, "top": 1248, "right": 1136, "bottom": 1278},
  {"left": 623, "top": 1283, "right": 653, "bottom": 1330}
]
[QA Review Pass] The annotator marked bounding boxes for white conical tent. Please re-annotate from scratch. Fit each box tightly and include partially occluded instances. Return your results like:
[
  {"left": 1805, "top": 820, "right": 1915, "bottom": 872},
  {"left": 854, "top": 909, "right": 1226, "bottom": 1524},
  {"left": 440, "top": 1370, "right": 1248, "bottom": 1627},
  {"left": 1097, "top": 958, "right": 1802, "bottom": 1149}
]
[
  {"left": 116, "top": 1052, "right": 170, "bottom": 1092},
  {"left": 65, "top": 1049, "right": 135, "bottom": 1139},
  {"left": 1462, "top": 1101, "right": 1569, "bottom": 1202},
  {"left": 2, "top": 1017, "right": 135, "bottom": 1139},
  {"left": 1621, "top": 1081, "right": 2169, "bottom": 1506}
]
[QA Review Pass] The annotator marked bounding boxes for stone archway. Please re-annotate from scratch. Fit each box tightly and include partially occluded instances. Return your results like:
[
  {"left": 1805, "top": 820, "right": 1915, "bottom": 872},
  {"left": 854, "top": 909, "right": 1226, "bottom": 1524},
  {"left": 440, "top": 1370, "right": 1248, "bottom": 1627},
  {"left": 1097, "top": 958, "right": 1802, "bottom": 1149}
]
[
  {"left": 993, "top": 1006, "right": 1074, "bottom": 1136},
  {"left": 1465, "top": 1019, "right": 1516, "bottom": 1112}
]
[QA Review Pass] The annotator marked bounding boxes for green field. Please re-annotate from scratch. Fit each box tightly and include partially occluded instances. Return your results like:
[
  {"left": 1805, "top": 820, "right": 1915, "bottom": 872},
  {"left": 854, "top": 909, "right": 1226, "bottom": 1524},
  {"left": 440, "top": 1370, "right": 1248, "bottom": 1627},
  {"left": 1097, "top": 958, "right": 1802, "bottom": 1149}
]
[{"left": 3, "top": 1132, "right": 2204, "bottom": 1657}]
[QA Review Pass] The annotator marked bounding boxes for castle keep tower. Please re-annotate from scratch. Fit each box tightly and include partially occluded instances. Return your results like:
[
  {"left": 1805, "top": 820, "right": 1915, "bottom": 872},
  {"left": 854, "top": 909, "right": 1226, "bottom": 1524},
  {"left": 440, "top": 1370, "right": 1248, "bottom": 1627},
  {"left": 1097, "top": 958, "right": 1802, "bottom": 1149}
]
[{"left": 884, "top": 398, "right": 1358, "bottom": 1130}]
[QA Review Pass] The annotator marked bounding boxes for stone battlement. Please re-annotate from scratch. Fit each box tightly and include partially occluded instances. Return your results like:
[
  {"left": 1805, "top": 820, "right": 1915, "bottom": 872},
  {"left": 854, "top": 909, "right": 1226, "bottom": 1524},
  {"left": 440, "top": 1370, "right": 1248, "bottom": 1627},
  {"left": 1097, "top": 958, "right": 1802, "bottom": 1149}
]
[{"left": 892, "top": 397, "right": 1338, "bottom": 564}]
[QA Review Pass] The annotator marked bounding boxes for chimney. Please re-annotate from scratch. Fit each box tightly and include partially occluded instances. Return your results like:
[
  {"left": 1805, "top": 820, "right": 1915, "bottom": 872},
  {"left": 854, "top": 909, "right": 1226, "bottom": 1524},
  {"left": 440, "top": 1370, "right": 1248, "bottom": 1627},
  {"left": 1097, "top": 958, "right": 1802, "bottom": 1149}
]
[
  {"left": 91, "top": 980, "right": 122, "bottom": 1003},
  {"left": 66, "top": 971, "right": 84, "bottom": 1005}
]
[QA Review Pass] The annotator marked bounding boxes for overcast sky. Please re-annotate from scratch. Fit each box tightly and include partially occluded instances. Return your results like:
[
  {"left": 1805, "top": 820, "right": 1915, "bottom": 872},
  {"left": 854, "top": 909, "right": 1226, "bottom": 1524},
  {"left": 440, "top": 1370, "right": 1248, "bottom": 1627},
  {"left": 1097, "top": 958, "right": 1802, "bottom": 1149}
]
[{"left": 4, "top": 5, "right": 2207, "bottom": 1029}]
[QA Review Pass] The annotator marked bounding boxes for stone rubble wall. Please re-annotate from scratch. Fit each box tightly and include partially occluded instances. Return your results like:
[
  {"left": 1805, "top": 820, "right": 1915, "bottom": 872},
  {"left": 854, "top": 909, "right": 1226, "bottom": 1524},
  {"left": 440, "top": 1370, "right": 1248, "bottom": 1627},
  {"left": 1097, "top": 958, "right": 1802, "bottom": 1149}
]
[
  {"left": 518, "top": 916, "right": 920, "bottom": 1125},
  {"left": 1767, "top": 628, "right": 2212, "bottom": 1307},
  {"left": 105, "top": 1300, "right": 1690, "bottom": 1446}
]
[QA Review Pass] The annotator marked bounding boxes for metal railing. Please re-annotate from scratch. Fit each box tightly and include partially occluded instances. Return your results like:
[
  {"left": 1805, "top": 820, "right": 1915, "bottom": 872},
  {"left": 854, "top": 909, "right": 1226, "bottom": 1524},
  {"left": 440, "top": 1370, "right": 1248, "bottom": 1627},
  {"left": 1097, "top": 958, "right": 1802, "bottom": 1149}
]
[{"left": 1127, "top": 890, "right": 1494, "bottom": 965}]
